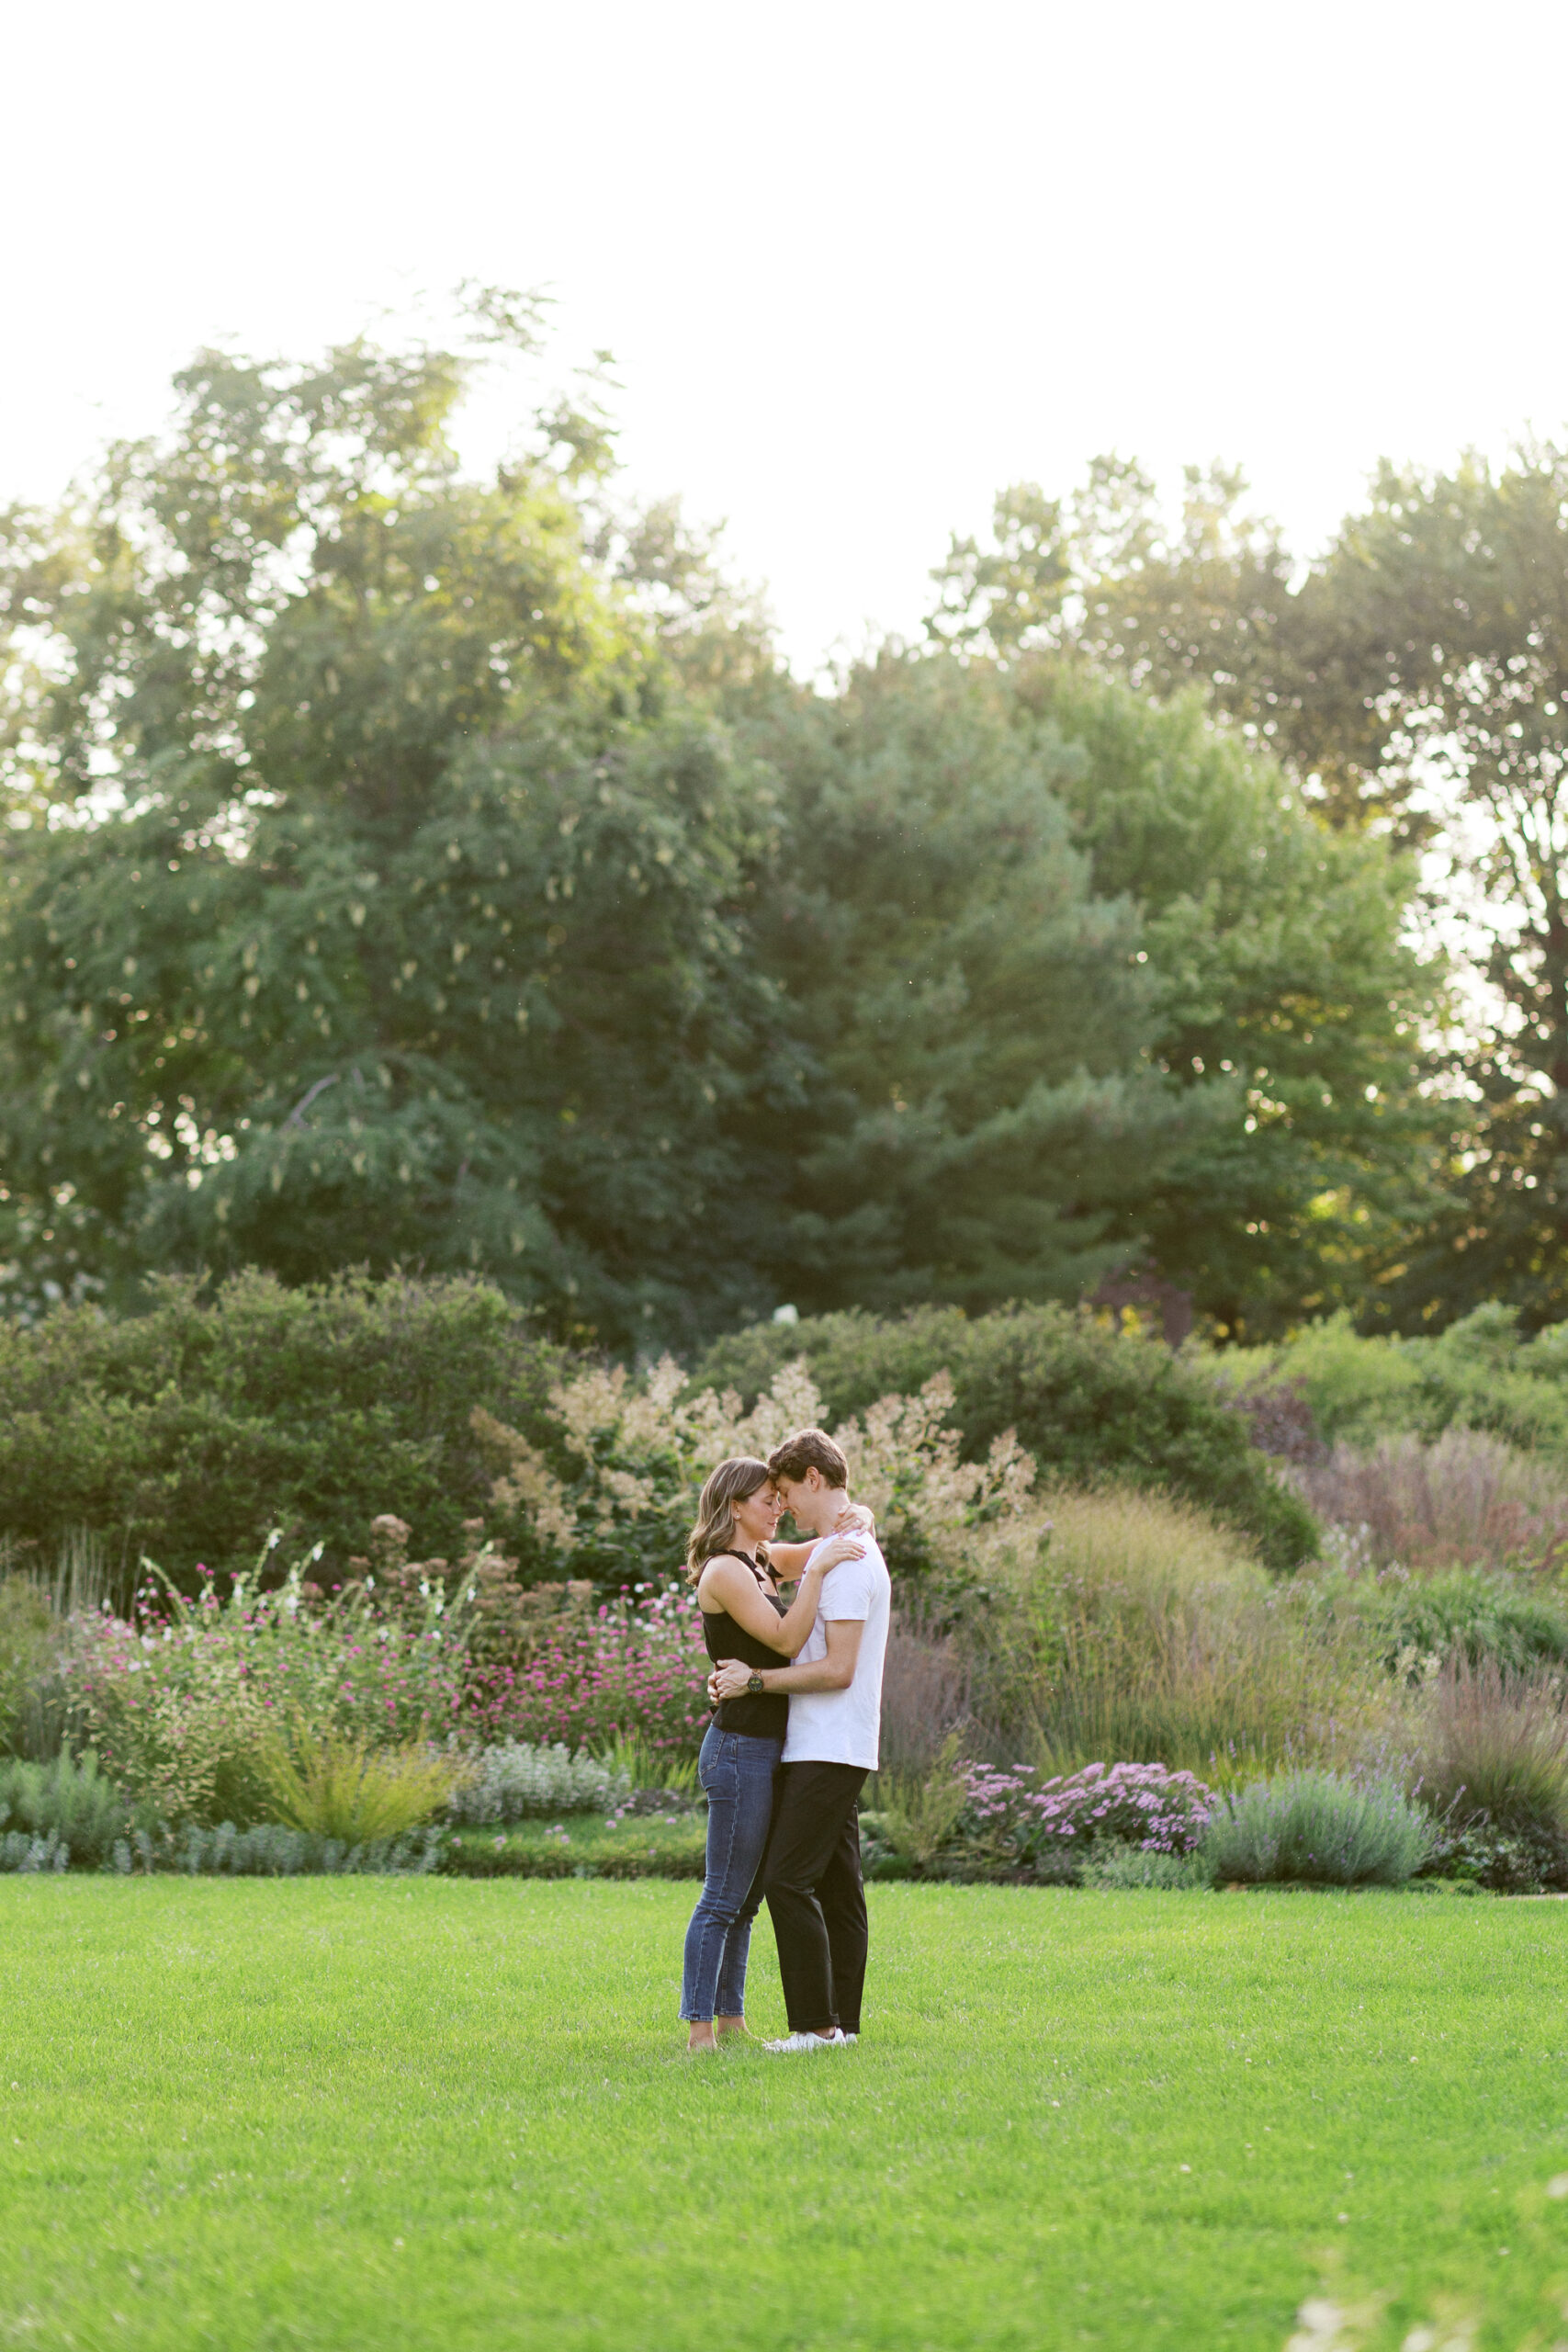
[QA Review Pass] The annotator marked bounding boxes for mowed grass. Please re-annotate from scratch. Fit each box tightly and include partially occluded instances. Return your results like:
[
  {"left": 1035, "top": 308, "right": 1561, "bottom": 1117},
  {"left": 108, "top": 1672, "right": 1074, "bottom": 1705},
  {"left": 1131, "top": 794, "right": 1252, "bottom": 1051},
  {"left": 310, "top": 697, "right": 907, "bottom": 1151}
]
[{"left": 4, "top": 1883, "right": 1568, "bottom": 2351}]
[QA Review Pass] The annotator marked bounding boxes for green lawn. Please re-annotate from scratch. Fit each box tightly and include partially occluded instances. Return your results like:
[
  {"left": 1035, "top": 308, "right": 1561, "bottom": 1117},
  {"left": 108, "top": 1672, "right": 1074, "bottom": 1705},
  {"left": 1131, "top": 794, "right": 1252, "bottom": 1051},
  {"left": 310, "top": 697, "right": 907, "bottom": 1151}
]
[{"left": 4, "top": 1882, "right": 1568, "bottom": 2351}]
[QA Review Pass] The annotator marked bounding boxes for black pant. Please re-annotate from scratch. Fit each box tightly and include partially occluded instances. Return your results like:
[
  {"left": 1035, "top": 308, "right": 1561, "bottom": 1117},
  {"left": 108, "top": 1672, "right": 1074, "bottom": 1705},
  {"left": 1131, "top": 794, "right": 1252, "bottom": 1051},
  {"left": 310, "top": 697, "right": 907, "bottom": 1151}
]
[{"left": 761, "top": 1760, "right": 868, "bottom": 2036}]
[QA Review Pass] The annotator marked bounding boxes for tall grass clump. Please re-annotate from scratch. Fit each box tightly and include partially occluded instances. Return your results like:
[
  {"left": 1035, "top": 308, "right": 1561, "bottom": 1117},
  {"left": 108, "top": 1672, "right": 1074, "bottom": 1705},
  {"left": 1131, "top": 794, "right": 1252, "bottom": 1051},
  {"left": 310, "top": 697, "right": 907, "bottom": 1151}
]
[
  {"left": 876, "top": 1621, "right": 972, "bottom": 1775},
  {"left": 1414, "top": 1656, "right": 1568, "bottom": 1841},
  {"left": 260, "top": 1725, "right": 467, "bottom": 1843},
  {"left": 1201, "top": 1770, "right": 1435, "bottom": 1887},
  {"left": 0, "top": 1577, "right": 55, "bottom": 1756},
  {"left": 1292, "top": 1428, "right": 1568, "bottom": 1576},
  {"left": 960, "top": 1487, "right": 1382, "bottom": 1781}
]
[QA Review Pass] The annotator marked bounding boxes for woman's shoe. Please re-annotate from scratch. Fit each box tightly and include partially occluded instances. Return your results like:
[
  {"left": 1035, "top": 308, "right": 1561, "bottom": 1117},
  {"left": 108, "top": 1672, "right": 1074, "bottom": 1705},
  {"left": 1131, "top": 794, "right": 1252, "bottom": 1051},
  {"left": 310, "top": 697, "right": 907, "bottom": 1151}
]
[{"left": 762, "top": 2030, "right": 847, "bottom": 2054}]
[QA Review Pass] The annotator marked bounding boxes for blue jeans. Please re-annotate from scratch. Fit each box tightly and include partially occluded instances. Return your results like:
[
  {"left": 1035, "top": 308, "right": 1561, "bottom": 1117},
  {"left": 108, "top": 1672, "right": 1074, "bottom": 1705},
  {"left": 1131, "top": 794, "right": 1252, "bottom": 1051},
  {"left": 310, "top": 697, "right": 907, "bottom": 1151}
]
[{"left": 679, "top": 1724, "right": 784, "bottom": 2021}]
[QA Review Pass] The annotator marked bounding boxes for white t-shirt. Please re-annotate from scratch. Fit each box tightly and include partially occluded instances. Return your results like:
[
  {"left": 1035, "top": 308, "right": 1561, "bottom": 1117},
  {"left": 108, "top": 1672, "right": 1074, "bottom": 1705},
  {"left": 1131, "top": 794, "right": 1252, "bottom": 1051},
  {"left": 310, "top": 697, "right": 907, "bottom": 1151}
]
[{"left": 782, "top": 1534, "right": 892, "bottom": 1772}]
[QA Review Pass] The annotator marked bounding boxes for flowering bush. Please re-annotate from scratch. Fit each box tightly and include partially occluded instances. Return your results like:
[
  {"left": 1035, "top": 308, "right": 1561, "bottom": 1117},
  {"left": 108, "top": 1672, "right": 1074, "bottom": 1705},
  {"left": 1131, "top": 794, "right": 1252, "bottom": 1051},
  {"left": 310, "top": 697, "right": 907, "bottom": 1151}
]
[
  {"left": 957, "top": 1759, "right": 1216, "bottom": 1871},
  {"left": 473, "top": 1354, "right": 1037, "bottom": 1592},
  {"left": 460, "top": 1586, "right": 711, "bottom": 1758},
  {"left": 864, "top": 1752, "right": 1216, "bottom": 1882},
  {"left": 66, "top": 1554, "right": 468, "bottom": 1825}
]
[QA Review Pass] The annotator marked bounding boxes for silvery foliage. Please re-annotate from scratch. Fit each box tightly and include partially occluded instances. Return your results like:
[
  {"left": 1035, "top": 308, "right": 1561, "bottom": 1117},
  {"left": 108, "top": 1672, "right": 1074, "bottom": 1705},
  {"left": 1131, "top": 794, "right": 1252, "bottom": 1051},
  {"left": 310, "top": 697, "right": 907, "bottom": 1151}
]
[
  {"left": 0, "top": 1824, "right": 446, "bottom": 1876},
  {"left": 141, "top": 1824, "right": 446, "bottom": 1876},
  {"left": 1, "top": 1830, "right": 70, "bottom": 1872},
  {"left": 449, "top": 1740, "right": 629, "bottom": 1824}
]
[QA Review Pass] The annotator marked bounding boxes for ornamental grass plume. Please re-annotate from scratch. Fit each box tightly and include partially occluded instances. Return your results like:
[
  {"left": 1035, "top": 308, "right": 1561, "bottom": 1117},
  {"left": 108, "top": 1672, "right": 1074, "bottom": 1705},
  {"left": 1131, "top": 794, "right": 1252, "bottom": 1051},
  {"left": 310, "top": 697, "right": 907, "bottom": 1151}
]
[
  {"left": 472, "top": 1354, "right": 1038, "bottom": 1592},
  {"left": 982, "top": 1487, "right": 1387, "bottom": 1781},
  {"left": 1290, "top": 1427, "right": 1568, "bottom": 1576},
  {"left": 1414, "top": 1653, "right": 1568, "bottom": 1840}
]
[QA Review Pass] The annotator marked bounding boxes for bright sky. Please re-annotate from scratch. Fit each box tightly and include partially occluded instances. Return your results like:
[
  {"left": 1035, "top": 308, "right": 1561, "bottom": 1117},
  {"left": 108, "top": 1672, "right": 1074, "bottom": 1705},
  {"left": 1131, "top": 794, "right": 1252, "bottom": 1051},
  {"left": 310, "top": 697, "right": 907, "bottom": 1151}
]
[{"left": 7, "top": 0, "right": 1567, "bottom": 677}]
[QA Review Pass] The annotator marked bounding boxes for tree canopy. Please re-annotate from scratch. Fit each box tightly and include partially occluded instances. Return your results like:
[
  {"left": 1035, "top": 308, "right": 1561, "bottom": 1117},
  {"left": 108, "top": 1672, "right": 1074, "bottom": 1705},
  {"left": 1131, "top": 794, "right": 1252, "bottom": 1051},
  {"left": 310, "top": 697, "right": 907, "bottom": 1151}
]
[
  {"left": 930, "top": 444, "right": 1568, "bottom": 1329},
  {"left": 1, "top": 322, "right": 1447, "bottom": 1346}
]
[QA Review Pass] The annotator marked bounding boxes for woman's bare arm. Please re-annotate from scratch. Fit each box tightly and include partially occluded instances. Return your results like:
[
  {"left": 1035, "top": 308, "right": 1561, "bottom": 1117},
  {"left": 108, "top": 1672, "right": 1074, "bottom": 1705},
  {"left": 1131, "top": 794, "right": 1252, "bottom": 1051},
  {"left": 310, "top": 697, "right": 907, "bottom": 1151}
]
[{"left": 696, "top": 1555, "right": 828, "bottom": 1657}]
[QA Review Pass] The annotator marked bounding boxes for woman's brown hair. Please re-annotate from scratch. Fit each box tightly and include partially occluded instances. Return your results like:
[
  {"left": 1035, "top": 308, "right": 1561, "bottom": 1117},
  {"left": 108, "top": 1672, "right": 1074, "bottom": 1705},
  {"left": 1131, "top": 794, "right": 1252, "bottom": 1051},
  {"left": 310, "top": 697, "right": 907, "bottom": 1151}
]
[{"left": 684, "top": 1455, "right": 773, "bottom": 1581}]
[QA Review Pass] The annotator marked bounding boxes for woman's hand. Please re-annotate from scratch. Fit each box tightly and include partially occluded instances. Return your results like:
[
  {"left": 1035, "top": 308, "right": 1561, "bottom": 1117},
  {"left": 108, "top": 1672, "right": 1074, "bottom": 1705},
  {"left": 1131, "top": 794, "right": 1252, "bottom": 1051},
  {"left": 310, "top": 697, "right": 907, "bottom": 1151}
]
[
  {"left": 841, "top": 1502, "right": 876, "bottom": 1533},
  {"left": 709, "top": 1658, "right": 754, "bottom": 1703},
  {"left": 809, "top": 1530, "right": 866, "bottom": 1575}
]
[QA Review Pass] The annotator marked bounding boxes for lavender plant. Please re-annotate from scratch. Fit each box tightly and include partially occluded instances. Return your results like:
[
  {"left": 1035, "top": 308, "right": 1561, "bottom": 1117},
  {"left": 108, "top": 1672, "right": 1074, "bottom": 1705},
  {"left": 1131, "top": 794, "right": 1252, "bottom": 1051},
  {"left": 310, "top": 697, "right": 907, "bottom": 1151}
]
[
  {"left": 447, "top": 1740, "right": 629, "bottom": 1823},
  {"left": 1201, "top": 1769, "right": 1435, "bottom": 1887}
]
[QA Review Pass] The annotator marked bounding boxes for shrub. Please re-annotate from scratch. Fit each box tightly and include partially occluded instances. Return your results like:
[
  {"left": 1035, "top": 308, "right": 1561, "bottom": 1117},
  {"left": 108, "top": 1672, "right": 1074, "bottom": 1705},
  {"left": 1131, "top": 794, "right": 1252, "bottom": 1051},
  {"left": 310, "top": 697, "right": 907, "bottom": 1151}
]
[
  {"left": 1374, "top": 1568, "right": 1568, "bottom": 1679},
  {"left": 67, "top": 1557, "right": 470, "bottom": 1825},
  {"left": 0, "top": 1750, "right": 130, "bottom": 1868},
  {"left": 461, "top": 1587, "right": 712, "bottom": 1758},
  {"left": 868, "top": 1750, "right": 1213, "bottom": 1881},
  {"left": 447, "top": 1741, "right": 628, "bottom": 1823},
  {"left": 1291, "top": 1429, "right": 1568, "bottom": 1577},
  {"left": 0, "top": 1270, "right": 572, "bottom": 1593},
  {"left": 1422, "top": 1819, "right": 1568, "bottom": 1894},
  {"left": 957, "top": 1486, "right": 1382, "bottom": 1778},
  {"left": 1219, "top": 1303, "right": 1568, "bottom": 1459},
  {"left": 1413, "top": 1655, "right": 1568, "bottom": 1844},
  {"left": 126, "top": 1822, "right": 446, "bottom": 1877},
  {"left": 474, "top": 1350, "right": 1039, "bottom": 1595},
  {"left": 695, "top": 1304, "right": 1318, "bottom": 1572},
  {"left": 1201, "top": 1770, "right": 1436, "bottom": 1887},
  {"left": 259, "top": 1726, "right": 466, "bottom": 1842},
  {"left": 0, "top": 1577, "right": 54, "bottom": 1755},
  {"left": 965, "top": 1758, "right": 1214, "bottom": 1867}
]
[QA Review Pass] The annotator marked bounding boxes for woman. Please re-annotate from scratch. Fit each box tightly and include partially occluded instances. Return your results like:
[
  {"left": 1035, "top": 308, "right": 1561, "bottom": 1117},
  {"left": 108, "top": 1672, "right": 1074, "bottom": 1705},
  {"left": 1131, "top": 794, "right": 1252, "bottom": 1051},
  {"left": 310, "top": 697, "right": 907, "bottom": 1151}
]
[{"left": 680, "top": 1455, "right": 866, "bottom": 2052}]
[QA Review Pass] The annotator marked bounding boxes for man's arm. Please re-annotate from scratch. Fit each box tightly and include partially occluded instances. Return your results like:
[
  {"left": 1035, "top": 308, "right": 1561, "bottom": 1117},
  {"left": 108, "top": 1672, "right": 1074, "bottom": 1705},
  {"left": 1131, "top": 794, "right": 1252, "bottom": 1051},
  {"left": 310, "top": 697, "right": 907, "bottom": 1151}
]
[{"left": 710, "top": 1617, "right": 863, "bottom": 1701}]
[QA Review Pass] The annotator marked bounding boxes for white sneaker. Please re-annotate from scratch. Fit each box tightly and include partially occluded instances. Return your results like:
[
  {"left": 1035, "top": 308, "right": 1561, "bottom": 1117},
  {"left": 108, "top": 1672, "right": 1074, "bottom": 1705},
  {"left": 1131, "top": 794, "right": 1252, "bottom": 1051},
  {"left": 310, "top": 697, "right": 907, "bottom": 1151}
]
[{"left": 762, "top": 2030, "right": 847, "bottom": 2054}]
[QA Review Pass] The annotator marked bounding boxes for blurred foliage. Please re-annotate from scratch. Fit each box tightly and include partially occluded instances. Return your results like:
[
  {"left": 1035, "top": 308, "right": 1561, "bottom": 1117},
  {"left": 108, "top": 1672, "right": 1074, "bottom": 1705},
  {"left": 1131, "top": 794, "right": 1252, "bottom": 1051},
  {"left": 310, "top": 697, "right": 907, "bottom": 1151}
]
[
  {"left": 0, "top": 318, "right": 1443, "bottom": 1350},
  {"left": 1373, "top": 1568, "right": 1568, "bottom": 1679},
  {"left": 695, "top": 1302, "right": 1319, "bottom": 1572},
  {"left": 0, "top": 1270, "right": 569, "bottom": 1587},
  {"left": 1218, "top": 1304, "right": 1568, "bottom": 1457},
  {"left": 931, "top": 447, "right": 1568, "bottom": 1330}
]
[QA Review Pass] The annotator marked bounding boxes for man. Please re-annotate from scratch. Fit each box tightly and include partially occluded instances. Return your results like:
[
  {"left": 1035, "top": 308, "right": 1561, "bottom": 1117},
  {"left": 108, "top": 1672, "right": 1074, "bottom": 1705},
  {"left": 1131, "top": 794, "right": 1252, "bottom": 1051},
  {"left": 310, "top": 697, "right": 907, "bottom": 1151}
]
[{"left": 708, "top": 1426, "right": 891, "bottom": 2054}]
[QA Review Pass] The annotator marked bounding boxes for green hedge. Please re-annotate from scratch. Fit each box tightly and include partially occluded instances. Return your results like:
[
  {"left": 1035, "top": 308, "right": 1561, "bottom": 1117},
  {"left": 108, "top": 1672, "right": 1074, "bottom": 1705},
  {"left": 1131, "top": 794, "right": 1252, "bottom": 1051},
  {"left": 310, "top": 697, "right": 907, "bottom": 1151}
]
[
  {"left": 443, "top": 1822, "right": 705, "bottom": 1879},
  {"left": 696, "top": 1305, "right": 1318, "bottom": 1572},
  {"left": 1218, "top": 1305, "right": 1568, "bottom": 1455},
  {"left": 0, "top": 1272, "right": 570, "bottom": 1593}
]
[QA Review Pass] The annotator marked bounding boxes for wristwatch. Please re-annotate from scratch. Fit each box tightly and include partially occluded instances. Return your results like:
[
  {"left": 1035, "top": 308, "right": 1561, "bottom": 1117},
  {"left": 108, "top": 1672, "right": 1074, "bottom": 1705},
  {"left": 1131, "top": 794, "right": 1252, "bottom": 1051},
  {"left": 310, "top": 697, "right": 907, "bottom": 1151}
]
[{"left": 746, "top": 1672, "right": 765, "bottom": 1695}]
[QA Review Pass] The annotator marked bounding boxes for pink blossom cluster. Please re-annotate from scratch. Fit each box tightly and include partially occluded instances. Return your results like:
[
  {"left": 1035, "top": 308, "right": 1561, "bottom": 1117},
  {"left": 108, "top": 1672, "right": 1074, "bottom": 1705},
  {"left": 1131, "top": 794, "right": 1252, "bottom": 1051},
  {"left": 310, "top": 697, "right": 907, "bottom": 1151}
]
[
  {"left": 959, "top": 1758, "right": 1215, "bottom": 1860},
  {"left": 461, "top": 1585, "right": 710, "bottom": 1757},
  {"left": 68, "top": 1568, "right": 467, "bottom": 1781}
]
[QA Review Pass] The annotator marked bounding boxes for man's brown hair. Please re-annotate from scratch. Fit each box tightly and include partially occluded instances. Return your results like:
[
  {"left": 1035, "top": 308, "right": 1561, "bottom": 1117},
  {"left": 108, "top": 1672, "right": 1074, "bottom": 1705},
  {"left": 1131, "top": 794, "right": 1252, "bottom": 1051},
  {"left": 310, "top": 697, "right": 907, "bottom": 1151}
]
[{"left": 767, "top": 1427, "right": 849, "bottom": 1489}]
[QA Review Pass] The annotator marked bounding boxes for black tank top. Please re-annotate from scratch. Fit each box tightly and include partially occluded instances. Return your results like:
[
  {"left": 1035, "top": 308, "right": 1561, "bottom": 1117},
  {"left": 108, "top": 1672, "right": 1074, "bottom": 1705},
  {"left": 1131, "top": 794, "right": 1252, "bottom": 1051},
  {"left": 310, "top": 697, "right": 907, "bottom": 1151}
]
[{"left": 700, "top": 1552, "right": 790, "bottom": 1739}]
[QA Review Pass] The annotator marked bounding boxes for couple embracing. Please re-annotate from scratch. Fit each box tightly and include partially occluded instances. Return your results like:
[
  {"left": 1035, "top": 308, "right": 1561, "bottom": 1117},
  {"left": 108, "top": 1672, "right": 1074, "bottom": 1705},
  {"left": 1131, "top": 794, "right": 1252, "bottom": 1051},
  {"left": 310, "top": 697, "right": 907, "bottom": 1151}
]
[{"left": 680, "top": 1426, "right": 890, "bottom": 2055}]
